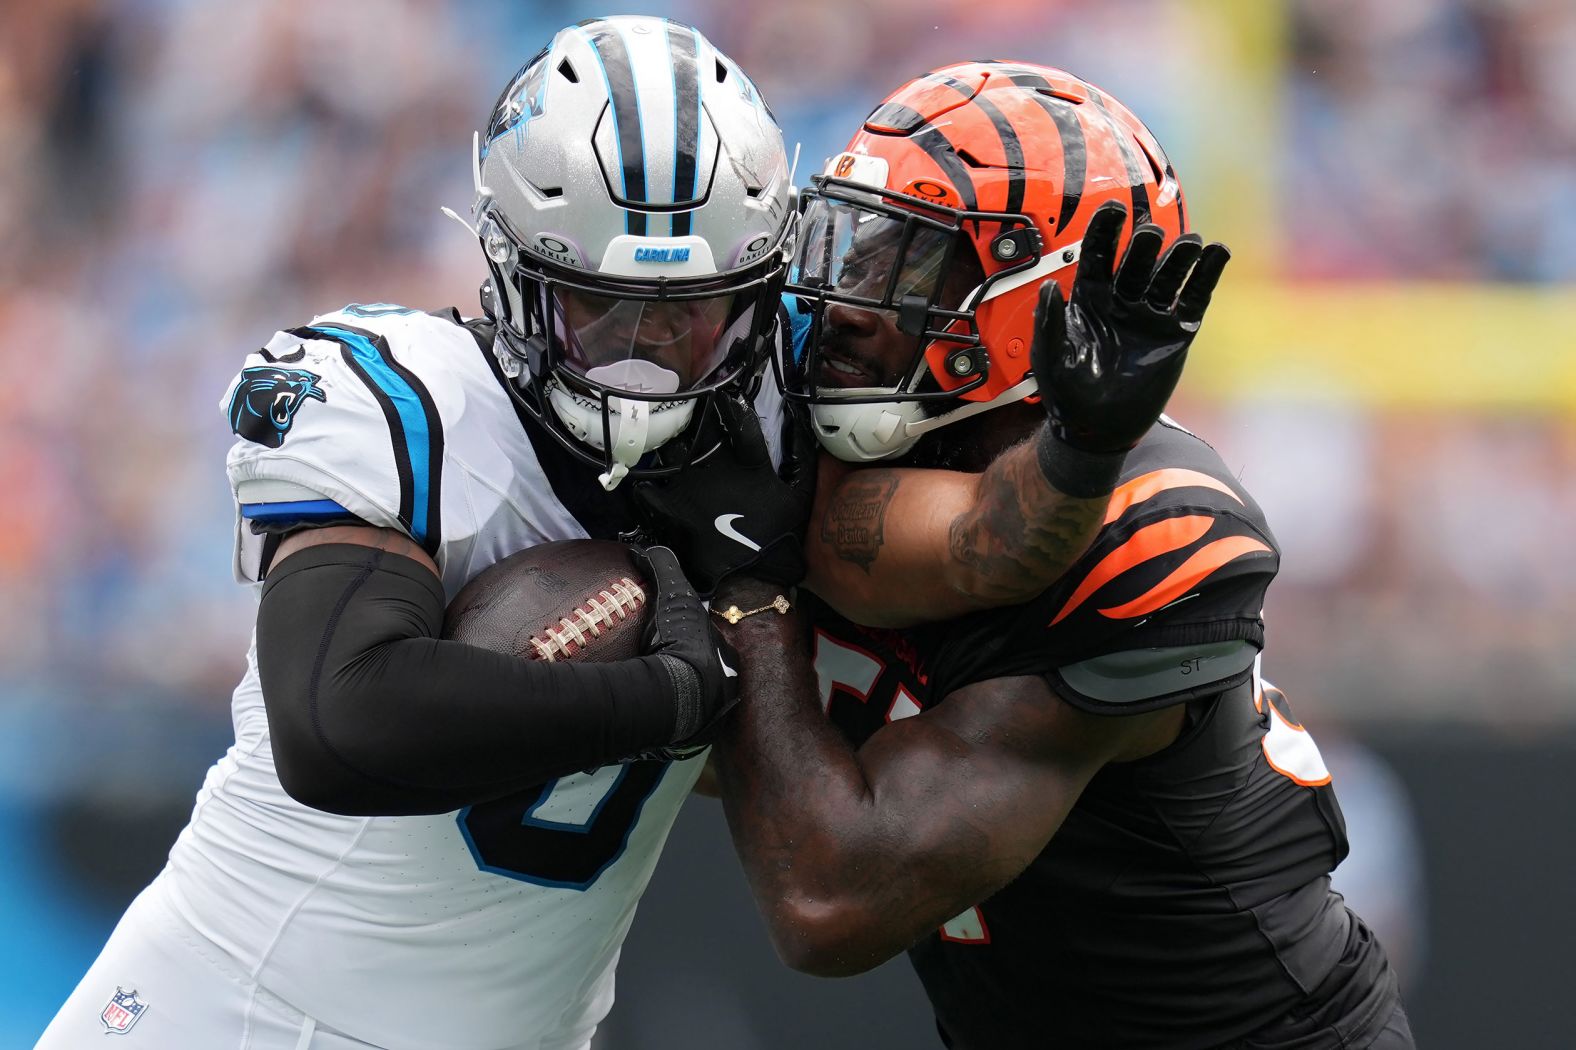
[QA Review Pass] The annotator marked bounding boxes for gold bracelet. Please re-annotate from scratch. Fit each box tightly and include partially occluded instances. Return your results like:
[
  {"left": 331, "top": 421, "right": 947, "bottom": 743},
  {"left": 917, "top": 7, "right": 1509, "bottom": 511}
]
[{"left": 712, "top": 594, "right": 791, "bottom": 625}]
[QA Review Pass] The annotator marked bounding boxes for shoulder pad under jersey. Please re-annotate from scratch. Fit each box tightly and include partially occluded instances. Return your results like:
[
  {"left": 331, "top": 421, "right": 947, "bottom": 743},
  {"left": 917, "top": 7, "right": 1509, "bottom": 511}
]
[
  {"left": 221, "top": 304, "right": 479, "bottom": 578},
  {"left": 930, "top": 419, "right": 1280, "bottom": 707}
]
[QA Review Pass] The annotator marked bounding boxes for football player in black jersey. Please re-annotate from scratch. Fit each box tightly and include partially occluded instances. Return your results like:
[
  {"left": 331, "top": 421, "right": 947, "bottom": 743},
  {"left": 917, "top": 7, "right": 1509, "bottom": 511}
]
[{"left": 637, "top": 62, "right": 1413, "bottom": 1049}]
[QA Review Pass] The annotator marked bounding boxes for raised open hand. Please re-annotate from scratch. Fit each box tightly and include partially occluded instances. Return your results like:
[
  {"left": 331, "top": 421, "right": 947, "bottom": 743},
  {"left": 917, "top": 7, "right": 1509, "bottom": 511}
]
[{"left": 1033, "top": 200, "right": 1230, "bottom": 455}]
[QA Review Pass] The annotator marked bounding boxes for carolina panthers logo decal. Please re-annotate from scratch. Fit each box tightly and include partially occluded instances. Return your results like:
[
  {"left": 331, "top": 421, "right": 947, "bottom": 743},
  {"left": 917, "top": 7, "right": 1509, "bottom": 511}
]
[{"left": 228, "top": 366, "right": 326, "bottom": 448}]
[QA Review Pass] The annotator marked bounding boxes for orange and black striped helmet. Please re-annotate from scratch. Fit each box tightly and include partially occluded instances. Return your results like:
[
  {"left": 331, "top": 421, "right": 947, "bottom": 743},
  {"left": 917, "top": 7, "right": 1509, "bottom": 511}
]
[{"left": 785, "top": 61, "right": 1188, "bottom": 461}]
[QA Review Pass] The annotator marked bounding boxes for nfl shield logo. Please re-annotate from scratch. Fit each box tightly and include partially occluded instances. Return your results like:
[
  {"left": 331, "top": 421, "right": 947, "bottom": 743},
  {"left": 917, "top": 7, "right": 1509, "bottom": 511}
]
[{"left": 100, "top": 987, "right": 148, "bottom": 1035}]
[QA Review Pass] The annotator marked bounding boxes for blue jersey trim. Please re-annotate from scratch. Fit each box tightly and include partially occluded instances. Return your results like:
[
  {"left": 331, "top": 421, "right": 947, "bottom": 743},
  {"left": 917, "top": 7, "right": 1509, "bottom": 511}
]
[
  {"left": 309, "top": 325, "right": 433, "bottom": 545},
  {"left": 240, "top": 499, "right": 352, "bottom": 522}
]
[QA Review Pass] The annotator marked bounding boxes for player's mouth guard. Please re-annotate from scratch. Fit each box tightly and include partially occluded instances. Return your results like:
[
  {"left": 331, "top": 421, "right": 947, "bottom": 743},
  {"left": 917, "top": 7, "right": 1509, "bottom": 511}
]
[{"left": 543, "top": 377, "right": 696, "bottom": 491}]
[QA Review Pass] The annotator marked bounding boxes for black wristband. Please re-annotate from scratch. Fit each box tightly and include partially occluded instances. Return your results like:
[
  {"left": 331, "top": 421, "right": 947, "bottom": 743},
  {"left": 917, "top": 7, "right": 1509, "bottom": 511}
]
[
  {"left": 655, "top": 653, "right": 704, "bottom": 743},
  {"left": 1034, "top": 427, "right": 1128, "bottom": 498}
]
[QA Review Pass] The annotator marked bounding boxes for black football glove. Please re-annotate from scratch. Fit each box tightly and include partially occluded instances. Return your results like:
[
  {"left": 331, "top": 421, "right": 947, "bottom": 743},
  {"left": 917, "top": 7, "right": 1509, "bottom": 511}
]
[
  {"left": 631, "top": 545, "right": 740, "bottom": 761},
  {"left": 1034, "top": 200, "right": 1230, "bottom": 458},
  {"left": 632, "top": 395, "right": 817, "bottom": 596}
]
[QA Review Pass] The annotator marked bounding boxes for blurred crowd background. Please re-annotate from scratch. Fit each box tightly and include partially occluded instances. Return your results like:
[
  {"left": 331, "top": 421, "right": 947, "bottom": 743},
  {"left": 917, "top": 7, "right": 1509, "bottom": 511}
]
[{"left": 2, "top": 0, "right": 1572, "bottom": 1047}]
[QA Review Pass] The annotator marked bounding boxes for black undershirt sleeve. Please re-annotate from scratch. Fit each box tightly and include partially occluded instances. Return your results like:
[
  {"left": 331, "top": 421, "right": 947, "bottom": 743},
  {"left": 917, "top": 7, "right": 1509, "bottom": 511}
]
[{"left": 256, "top": 543, "right": 678, "bottom": 816}]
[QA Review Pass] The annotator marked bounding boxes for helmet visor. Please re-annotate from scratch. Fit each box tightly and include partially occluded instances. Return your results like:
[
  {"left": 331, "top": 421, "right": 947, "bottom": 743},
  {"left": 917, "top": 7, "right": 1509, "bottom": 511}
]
[
  {"left": 550, "top": 286, "right": 758, "bottom": 394},
  {"left": 787, "top": 193, "right": 980, "bottom": 397},
  {"left": 791, "top": 197, "right": 955, "bottom": 310}
]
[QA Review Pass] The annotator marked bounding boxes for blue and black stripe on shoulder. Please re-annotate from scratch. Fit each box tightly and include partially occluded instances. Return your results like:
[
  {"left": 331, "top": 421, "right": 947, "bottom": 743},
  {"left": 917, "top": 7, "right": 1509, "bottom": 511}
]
[{"left": 285, "top": 323, "right": 444, "bottom": 556}]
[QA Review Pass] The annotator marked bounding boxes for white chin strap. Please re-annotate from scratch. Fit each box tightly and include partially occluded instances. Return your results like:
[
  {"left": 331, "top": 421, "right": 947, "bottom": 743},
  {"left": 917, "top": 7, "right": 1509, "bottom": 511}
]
[
  {"left": 812, "top": 374, "right": 1041, "bottom": 463},
  {"left": 545, "top": 378, "right": 695, "bottom": 490}
]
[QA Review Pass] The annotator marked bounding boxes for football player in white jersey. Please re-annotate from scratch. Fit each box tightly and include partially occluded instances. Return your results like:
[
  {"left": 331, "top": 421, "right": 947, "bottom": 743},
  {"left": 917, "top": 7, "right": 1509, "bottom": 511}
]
[
  {"left": 36, "top": 19, "right": 800, "bottom": 1050},
  {"left": 38, "top": 18, "right": 1179, "bottom": 1050}
]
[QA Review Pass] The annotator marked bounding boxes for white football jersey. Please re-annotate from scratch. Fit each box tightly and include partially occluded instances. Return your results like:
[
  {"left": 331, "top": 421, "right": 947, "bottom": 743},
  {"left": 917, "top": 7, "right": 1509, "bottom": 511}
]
[{"left": 161, "top": 303, "right": 782, "bottom": 1050}]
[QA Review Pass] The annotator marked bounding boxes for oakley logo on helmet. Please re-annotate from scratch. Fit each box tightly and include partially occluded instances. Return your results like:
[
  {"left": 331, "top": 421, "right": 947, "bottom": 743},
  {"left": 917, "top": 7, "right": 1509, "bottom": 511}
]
[{"left": 529, "top": 236, "right": 580, "bottom": 267}]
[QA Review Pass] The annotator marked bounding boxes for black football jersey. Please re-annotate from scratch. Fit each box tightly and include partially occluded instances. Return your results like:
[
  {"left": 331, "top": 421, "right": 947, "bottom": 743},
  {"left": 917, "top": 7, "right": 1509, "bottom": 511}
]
[{"left": 811, "top": 420, "right": 1364, "bottom": 1049}]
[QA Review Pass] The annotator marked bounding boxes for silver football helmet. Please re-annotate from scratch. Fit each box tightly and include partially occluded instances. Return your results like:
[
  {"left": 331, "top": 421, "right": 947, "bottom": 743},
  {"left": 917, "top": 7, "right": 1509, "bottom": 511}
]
[{"left": 470, "top": 16, "right": 793, "bottom": 489}]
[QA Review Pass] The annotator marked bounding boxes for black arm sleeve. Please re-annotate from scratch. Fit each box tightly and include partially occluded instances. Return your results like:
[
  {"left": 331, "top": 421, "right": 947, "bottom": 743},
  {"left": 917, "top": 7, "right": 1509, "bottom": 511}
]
[{"left": 256, "top": 543, "right": 680, "bottom": 816}]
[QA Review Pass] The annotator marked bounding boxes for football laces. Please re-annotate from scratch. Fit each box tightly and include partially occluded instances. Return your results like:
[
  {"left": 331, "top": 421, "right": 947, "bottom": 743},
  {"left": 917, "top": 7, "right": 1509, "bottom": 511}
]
[{"left": 528, "top": 577, "right": 647, "bottom": 661}]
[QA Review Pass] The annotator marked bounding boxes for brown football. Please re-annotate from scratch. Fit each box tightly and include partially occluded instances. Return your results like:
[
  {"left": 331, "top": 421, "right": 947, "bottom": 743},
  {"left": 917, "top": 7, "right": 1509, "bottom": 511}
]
[{"left": 441, "top": 540, "right": 651, "bottom": 662}]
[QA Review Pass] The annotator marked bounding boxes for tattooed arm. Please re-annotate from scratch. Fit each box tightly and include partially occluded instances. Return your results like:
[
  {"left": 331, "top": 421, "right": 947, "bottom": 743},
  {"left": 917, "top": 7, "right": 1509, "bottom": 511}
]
[
  {"left": 804, "top": 433, "right": 1111, "bottom": 628},
  {"left": 710, "top": 578, "right": 1180, "bottom": 976}
]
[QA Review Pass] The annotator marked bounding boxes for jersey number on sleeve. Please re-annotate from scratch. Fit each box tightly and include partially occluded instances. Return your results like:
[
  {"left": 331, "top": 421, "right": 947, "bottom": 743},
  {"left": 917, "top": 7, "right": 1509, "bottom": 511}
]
[
  {"left": 1255, "top": 678, "right": 1332, "bottom": 787},
  {"left": 458, "top": 762, "right": 669, "bottom": 890},
  {"left": 815, "top": 630, "right": 986, "bottom": 943},
  {"left": 813, "top": 629, "right": 923, "bottom": 721},
  {"left": 1250, "top": 656, "right": 1331, "bottom": 788}
]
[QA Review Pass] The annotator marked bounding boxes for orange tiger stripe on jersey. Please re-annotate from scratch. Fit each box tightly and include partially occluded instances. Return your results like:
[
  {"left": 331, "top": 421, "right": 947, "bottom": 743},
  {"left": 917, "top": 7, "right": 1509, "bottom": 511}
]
[
  {"left": 1050, "top": 515, "right": 1214, "bottom": 626},
  {"left": 1096, "top": 535, "right": 1273, "bottom": 620},
  {"left": 1104, "top": 469, "right": 1244, "bottom": 525}
]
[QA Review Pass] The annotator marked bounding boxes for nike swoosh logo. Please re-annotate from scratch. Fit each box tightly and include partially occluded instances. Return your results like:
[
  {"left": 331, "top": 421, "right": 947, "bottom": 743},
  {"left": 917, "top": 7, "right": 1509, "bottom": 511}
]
[
  {"left": 713, "top": 513, "right": 762, "bottom": 552},
  {"left": 718, "top": 649, "right": 739, "bottom": 678}
]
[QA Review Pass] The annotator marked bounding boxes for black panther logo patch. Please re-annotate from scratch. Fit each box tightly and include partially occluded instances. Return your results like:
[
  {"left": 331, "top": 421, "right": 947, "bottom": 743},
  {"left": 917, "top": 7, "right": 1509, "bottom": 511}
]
[{"left": 228, "top": 366, "right": 326, "bottom": 448}]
